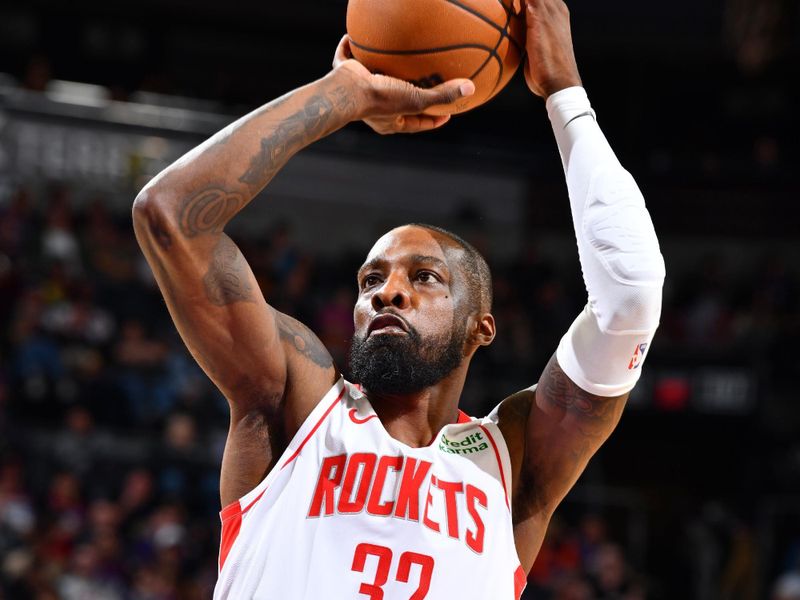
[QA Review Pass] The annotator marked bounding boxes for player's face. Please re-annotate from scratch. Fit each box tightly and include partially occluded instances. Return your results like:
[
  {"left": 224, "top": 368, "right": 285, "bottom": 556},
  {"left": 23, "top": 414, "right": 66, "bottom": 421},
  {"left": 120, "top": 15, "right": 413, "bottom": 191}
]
[{"left": 349, "top": 226, "right": 470, "bottom": 394}]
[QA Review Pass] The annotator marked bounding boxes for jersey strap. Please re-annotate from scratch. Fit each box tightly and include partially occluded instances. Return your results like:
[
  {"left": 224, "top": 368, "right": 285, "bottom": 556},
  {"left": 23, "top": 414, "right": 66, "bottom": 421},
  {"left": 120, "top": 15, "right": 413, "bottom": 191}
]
[
  {"left": 482, "top": 402, "right": 515, "bottom": 511},
  {"left": 218, "top": 377, "right": 347, "bottom": 571}
]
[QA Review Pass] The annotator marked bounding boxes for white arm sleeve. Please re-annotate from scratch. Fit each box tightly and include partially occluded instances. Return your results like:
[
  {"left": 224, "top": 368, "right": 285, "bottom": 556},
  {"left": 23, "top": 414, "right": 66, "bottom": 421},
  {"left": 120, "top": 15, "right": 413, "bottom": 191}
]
[{"left": 547, "top": 87, "right": 665, "bottom": 397}]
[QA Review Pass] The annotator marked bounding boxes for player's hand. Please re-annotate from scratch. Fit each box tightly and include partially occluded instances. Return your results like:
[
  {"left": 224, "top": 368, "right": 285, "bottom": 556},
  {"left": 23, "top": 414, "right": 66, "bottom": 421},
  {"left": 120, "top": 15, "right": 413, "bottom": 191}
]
[
  {"left": 331, "top": 35, "right": 475, "bottom": 134},
  {"left": 523, "top": 0, "right": 582, "bottom": 98}
]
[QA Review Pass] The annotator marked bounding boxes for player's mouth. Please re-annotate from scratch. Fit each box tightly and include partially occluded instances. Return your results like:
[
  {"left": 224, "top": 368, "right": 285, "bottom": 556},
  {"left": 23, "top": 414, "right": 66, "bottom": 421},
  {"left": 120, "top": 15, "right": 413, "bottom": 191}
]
[{"left": 367, "top": 313, "right": 410, "bottom": 337}]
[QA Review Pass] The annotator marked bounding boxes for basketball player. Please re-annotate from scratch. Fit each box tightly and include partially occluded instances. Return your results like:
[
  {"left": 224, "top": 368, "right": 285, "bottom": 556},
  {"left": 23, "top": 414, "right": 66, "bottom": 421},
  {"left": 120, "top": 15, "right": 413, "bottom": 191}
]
[{"left": 132, "top": 0, "right": 664, "bottom": 597}]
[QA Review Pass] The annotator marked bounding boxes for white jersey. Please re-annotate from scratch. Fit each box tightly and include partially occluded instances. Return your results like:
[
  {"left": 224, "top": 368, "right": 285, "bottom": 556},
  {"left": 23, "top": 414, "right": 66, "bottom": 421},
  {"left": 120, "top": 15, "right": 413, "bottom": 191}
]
[{"left": 214, "top": 378, "right": 526, "bottom": 599}]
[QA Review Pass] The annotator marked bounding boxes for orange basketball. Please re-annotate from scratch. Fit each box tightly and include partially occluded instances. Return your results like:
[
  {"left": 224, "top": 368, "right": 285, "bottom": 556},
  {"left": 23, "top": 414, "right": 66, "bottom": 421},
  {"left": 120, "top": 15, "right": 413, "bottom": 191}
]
[{"left": 346, "top": 0, "right": 525, "bottom": 115}]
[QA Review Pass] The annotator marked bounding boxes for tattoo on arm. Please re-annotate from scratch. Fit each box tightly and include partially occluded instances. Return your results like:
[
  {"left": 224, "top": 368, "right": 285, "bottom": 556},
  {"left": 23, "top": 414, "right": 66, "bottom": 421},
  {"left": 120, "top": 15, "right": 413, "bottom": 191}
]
[
  {"left": 178, "top": 188, "right": 245, "bottom": 238},
  {"left": 239, "top": 94, "right": 332, "bottom": 188},
  {"left": 174, "top": 84, "right": 356, "bottom": 240},
  {"left": 239, "top": 85, "right": 355, "bottom": 190},
  {"left": 203, "top": 236, "right": 256, "bottom": 306},
  {"left": 276, "top": 313, "right": 334, "bottom": 369},
  {"left": 539, "top": 356, "right": 625, "bottom": 428},
  {"left": 529, "top": 355, "right": 628, "bottom": 501}
]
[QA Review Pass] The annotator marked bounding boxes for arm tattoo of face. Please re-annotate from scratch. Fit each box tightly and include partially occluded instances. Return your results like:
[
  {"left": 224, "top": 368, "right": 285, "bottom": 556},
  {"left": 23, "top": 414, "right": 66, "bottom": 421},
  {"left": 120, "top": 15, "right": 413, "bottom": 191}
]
[
  {"left": 239, "top": 91, "right": 338, "bottom": 189},
  {"left": 203, "top": 235, "right": 256, "bottom": 306},
  {"left": 275, "top": 313, "right": 334, "bottom": 369},
  {"left": 178, "top": 187, "right": 245, "bottom": 238}
]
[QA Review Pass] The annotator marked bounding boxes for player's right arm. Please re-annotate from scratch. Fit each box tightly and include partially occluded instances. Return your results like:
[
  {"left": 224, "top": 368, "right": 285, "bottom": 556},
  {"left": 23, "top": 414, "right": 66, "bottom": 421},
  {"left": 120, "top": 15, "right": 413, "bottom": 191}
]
[
  {"left": 132, "top": 40, "right": 475, "bottom": 505},
  {"left": 499, "top": 0, "right": 665, "bottom": 570}
]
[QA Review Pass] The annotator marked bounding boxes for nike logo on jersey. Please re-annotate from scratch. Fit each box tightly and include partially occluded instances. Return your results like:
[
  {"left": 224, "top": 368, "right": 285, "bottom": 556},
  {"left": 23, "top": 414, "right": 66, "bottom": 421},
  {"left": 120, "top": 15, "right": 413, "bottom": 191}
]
[{"left": 308, "top": 454, "right": 487, "bottom": 553}]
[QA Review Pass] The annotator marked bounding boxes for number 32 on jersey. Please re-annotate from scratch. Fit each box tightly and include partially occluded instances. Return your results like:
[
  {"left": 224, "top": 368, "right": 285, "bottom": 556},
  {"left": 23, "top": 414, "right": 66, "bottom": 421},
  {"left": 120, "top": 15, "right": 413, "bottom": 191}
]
[{"left": 352, "top": 543, "right": 434, "bottom": 600}]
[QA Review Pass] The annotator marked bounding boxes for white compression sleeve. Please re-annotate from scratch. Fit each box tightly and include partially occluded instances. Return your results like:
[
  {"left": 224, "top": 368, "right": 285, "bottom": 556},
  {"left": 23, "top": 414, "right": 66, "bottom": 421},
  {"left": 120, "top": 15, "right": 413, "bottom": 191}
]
[{"left": 547, "top": 87, "right": 665, "bottom": 397}]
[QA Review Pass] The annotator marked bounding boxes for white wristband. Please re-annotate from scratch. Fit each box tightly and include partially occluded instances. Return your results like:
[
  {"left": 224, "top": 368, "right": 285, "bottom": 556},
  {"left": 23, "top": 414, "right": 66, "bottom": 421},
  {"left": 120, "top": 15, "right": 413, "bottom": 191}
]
[{"left": 546, "top": 86, "right": 599, "bottom": 168}]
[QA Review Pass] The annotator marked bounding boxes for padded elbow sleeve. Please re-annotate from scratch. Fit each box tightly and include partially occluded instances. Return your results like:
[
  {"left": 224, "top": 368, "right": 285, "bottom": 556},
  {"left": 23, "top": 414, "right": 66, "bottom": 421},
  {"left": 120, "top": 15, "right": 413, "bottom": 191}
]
[
  {"left": 548, "top": 87, "right": 665, "bottom": 396},
  {"left": 581, "top": 166, "right": 665, "bottom": 334}
]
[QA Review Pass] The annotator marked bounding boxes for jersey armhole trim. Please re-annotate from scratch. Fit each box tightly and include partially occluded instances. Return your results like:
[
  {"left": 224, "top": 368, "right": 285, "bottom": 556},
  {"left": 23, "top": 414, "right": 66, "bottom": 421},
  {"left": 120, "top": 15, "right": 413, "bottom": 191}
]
[
  {"left": 219, "top": 503, "right": 242, "bottom": 572},
  {"left": 219, "top": 378, "right": 346, "bottom": 518},
  {"left": 281, "top": 384, "right": 346, "bottom": 469},
  {"left": 514, "top": 564, "right": 527, "bottom": 599},
  {"left": 217, "top": 379, "right": 346, "bottom": 573},
  {"left": 479, "top": 423, "right": 511, "bottom": 511}
]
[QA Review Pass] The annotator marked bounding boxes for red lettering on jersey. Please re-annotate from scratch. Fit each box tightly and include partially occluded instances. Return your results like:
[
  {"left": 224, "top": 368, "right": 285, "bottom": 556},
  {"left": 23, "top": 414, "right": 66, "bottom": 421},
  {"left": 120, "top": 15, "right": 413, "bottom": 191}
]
[
  {"left": 308, "top": 454, "right": 346, "bottom": 517},
  {"left": 465, "top": 484, "right": 488, "bottom": 554},
  {"left": 394, "top": 457, "right": 432, "bottom": 521},
  {"left": 435, "top": 478, "right": 464, "bottom": 539},
  {"left": 338, "top": 453, "right": 377, "bottom": 513},
  {"left": 367, "top": 455, "right": 403, "bottom": 516},
  {"left": 309, "top": 453, "right": 494, "bottom": 554},
  {"left": 422, "top": 475, "right": 440, "bottom": 533}
]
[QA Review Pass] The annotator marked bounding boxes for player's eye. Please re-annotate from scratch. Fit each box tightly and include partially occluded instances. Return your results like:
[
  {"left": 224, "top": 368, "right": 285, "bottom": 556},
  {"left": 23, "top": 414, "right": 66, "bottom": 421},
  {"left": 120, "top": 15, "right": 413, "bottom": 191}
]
[
  {"left": 362, "top": 274, "right": 382, "bottom": 289},
  {"left": 415, "top": 271, "right": 438, "bottom": 283}
]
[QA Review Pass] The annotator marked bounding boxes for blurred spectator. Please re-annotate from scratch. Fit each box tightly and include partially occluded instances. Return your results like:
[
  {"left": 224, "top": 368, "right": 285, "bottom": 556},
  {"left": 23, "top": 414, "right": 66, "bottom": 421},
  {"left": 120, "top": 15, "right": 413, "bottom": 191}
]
[
  {"left": 114, "top": 320, "right": 170, "bottom": 424},
  {"left": 773, "top": 573, "right": 800, "bottom": 600},
  {"left": 10, "top": 290, "right": 65, "bottom": 408},
  {"left": 579, "top": 514, "right": 610, "bottom": 569},
  {"left": 317, "top": 285, "right": 356, "bottom": 367},
  {"left": 0, "top": 187, "right": 36, "bottom": 262},
  {"left": 588, "top": 543, "right": 645, "bottom": 600},
  {"left": 725, "top": 0, "right": 794, "bottom": 73},
  {"left": 40, "top": 187, "right": 82, "bottom": 276},
  {"left": 57, "top": 542, "right": 122, "bottom": 600},
  {"left": 527, "top": 517, "right": 582, "bottom": 595},
  {"left": 553, "top": 575, "right": 594, "bottom": 600},
  {"left": 0, "top": 460, "right": 36, "bottom": 549},
  {"left": 52, "top": 406, "right": 97, "bottom": 476},
  {"left": 42, "top": 472, "right": 84, "bottom": 563},
  {"left": 41, "top": 281, "right": 115, "bottom": 346}
]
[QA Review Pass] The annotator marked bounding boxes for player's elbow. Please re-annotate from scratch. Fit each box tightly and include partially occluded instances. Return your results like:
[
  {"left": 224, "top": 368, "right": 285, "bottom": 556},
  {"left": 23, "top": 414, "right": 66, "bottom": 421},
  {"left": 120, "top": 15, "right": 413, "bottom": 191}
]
[
  {"left": 593, "top": 281, "right": 663, "bottom": 334},
  {"left": 133, "top": 185, "right": 165, "bottom": 221},
  {"left": 131, "top": 187, "right": 179, "bottom": 248},
  {"left": 583, "top": 168, "right": 665, "bottom": 285}
]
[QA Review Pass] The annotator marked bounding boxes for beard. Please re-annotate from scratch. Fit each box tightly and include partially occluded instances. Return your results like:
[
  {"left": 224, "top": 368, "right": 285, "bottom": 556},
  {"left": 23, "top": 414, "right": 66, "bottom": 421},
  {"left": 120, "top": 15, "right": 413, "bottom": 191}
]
[{"left": 348, "top": 320, "right": 466, "bottom": 395}]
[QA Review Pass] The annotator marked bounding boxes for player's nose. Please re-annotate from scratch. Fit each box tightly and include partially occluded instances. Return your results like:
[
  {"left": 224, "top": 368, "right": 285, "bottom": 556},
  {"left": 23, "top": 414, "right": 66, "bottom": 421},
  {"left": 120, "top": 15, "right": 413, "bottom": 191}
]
[{"left": 371, "top": 272, "right": 411, "bottom": 311}]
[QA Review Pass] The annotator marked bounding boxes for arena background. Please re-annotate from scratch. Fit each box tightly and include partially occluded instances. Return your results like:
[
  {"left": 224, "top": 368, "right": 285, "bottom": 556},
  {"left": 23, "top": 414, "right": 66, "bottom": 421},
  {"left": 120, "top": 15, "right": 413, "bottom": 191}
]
[{"left": 0, "top": 0, "right": 798, "bottom": 598}]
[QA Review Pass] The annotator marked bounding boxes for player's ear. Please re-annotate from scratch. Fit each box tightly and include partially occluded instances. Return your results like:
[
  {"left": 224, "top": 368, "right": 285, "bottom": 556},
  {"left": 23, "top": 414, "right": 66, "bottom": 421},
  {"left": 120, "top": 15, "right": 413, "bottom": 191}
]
[{"left": 468, "top": 312, "right": 495, "bottom": 347}]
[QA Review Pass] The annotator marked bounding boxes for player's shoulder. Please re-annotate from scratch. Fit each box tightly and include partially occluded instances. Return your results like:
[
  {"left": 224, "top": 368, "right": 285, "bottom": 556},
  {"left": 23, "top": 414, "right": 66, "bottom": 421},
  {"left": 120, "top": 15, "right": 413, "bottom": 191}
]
[
  {"left": 492, "top": 385, "right": 537, "bottom": 431},
  {"left": 489, "top": 385, "right": 537, "bottom": 486}
]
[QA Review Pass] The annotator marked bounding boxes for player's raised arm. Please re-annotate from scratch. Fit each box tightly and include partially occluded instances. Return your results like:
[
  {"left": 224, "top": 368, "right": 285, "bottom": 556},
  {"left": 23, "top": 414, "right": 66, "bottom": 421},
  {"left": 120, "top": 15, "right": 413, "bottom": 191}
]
[
  {"left": 502, "top": 0, "right": 666, "bottom": 569},
  {"left": 132, "top": 39, "right": 475, "bottom": 504}
]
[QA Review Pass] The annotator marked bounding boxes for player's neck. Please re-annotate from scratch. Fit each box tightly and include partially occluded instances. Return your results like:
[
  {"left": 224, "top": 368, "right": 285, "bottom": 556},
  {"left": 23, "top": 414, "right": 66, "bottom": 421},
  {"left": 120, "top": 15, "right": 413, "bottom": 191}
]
[{"left": 364, "top": 368, "right": 468, "bottom": 448}]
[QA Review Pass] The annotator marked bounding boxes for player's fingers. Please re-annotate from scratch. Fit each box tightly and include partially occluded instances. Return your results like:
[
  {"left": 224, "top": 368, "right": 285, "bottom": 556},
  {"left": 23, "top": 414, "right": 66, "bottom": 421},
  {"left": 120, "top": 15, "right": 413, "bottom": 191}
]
[
  {"left": 363, "top": 115, "right": 400, "bottom": 135},
  {"left": 416, "top": 79, "right": 475, "bottom": 111},
  {"left": 429, "top": 114, "right": 451, "bottom": 129},
  {"left": 332, "top": 34, "right": 353, "bottom": 68},
  {"left": 401, "top": 114, "right": 451, "bottom": 132},
  {"left": 415, "top": 114, "right": 451, "bottom": 130}
]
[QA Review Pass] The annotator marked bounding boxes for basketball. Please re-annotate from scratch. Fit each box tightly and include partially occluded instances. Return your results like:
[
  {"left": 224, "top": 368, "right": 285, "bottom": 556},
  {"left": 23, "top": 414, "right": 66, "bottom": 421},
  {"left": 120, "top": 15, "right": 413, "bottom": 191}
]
[{"left": 346, "top": 0, "right": 525, "bottom": 115}]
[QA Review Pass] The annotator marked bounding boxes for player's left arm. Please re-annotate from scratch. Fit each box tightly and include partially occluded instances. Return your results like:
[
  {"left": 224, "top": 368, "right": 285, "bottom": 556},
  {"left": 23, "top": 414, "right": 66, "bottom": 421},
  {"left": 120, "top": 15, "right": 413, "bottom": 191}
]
[{"left": 500, "top": 0, "right": 666, "bottom": 570}]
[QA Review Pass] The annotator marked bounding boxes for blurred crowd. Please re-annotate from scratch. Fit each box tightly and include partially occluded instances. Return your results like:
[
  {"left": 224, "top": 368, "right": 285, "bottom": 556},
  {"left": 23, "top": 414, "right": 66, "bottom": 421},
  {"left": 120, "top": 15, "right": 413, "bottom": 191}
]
[{"left": 1, "top": 182, "right": 799, "bottom": 599}]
